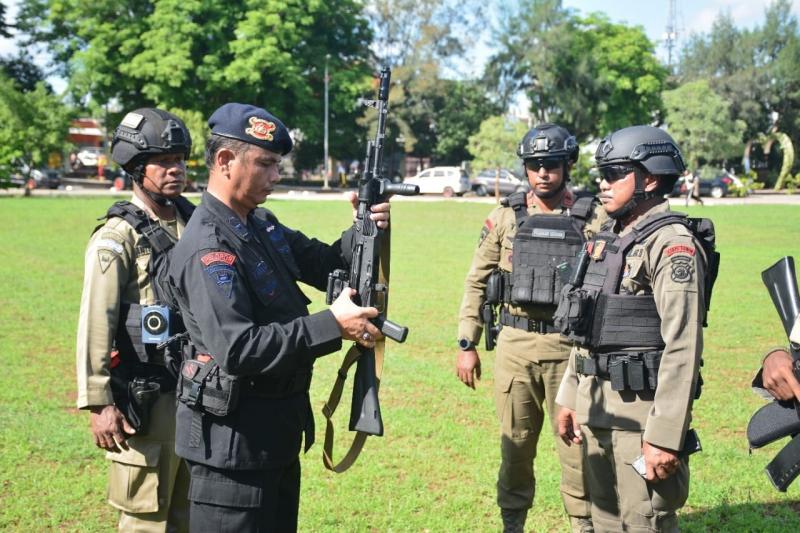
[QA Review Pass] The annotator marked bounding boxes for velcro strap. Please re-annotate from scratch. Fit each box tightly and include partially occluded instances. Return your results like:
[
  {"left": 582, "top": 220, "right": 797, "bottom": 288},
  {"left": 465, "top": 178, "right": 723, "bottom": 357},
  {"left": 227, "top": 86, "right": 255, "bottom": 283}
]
[
  {"left": 498, "top": 308, "right": 556, "bottom": 333},
  {"left": 189, "top": 410, "right": 203, "bottom": 448}
]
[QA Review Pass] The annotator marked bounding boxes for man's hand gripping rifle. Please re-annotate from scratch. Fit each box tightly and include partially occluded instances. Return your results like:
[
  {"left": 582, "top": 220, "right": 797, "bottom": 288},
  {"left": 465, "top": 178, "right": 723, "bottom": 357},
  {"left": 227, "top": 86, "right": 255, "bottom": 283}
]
[
  {"left": 323, "top": 67, "right": 419, "bottom": 472},
  {"left": 747, "top": 257, "right": 800, "bottom": 491}
]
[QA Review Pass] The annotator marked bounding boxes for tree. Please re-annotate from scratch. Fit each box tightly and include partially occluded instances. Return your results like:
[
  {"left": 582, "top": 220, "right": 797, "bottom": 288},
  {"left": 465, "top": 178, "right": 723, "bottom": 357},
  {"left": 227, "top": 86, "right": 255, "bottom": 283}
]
[
  {"left": 430, "top": 80, "right": 503, "bottom": 165},
  {"left": 364, "top": 0, "right": 486, "bottom": 162},
  {"left": 487, "top": 3, "right": 667, "bottom": 141},
  {"left": 662, "top": 80, "right": 746, "bottom": 169},
  {"left": 17, "top": 0, "right": 374, "bottom": 169},
  {"left": 677, "top": 1, "right": 800, "bottom": 160},
  {"left": 0, "top": 52, "right": 48, "bottom": 92},
  {"left": 0, "top": 2, "right": 12, "bottom": 38},
  {"left": 0, "top": 73, "right": 73, "bottom": 180},
  {"left": 467, "top": 115, "right": 529, "bottom": 173}
]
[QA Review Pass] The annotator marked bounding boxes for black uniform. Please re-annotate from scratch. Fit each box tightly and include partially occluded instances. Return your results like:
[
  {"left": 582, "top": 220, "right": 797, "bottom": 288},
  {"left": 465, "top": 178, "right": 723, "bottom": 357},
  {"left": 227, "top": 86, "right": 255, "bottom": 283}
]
[{"left": 168, "top": 191, "right": 354, "bottom": 530}]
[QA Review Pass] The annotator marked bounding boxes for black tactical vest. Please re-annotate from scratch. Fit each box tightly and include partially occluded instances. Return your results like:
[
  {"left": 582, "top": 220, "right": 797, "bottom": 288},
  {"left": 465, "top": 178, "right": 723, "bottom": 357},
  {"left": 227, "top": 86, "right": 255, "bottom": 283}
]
[
  {"left": 504, "top": 192, "right": 598, "bottom": 306},
  {"left": 554, "top": 211, "right": 719, "bottom": 352},
  {"left": 92, "top": 197, "right": 195, "bottom": 367}
]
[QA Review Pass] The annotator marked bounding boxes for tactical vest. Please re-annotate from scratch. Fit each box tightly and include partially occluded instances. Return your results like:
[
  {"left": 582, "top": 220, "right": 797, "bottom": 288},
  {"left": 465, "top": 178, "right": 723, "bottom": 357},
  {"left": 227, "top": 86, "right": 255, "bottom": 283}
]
[
  {"left": 93, "top": 197, "right": 195, "bottom": 368},
  {"left": 554, "top": 211, "right": 719, "bottom": 352},
  {"left": 503, "top": 192, "right": 598, "bottom": 307}
]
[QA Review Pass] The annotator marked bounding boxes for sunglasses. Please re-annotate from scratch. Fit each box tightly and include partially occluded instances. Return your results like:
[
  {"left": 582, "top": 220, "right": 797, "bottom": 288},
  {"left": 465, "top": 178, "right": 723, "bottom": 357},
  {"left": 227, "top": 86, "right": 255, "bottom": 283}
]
[
  {"left": 524, "top": 159, "right": 562, "bottom": 172},
  {"left": 599, "top": 165, "right": 637, "bottom": 183}
]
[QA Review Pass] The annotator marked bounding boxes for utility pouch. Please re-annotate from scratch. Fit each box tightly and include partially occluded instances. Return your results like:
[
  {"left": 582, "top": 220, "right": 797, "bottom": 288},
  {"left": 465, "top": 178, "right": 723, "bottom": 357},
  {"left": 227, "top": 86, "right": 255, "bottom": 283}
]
[
  {"left": 643, "top": 352, "right": 662, "bottom": 390},
  {"left": 609, "top": 357, "right": 626, "bottom": 391},
  {"left": 554, "top": 288, "right": 595, "bottom": 344},
  {"left": 485, "top": 270, "right": 503, "bottom": 305},
  {"left": 125, "top": 378, "right": 161, "bottom": 435},
  {"left": 177, "top": 357, "right": 241, "bottom": 417},
  {"left": 627, "top": 358, "right": 645, "bottom": 391}
]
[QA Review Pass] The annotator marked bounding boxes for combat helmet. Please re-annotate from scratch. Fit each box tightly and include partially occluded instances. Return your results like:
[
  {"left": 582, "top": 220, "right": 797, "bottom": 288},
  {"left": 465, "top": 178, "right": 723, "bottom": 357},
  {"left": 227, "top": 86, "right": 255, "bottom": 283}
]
[
  {"left": 595, "top": 125, "right": 685, "bottom": 217},
  {"left": 111, "top": 108, "right": 191, "bottom": 175},
  {"left": 517, "top": 123, "right": 579, "bottom": 163}
]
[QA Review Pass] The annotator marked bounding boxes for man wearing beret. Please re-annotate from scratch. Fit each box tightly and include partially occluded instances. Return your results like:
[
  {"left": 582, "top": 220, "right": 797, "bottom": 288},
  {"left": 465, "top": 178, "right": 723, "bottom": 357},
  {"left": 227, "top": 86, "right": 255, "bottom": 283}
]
[{"left": 166, "top": 103, "right": 390, "bottom": 531}]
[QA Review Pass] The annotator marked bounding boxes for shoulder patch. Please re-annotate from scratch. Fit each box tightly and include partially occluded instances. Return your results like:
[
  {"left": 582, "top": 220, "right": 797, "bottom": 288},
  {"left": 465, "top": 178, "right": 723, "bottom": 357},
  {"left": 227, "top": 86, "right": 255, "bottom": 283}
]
[
  {"left": 670, "top": 256, "right": 694, "bottom": 283},
  {"left": 201, "top": 251, "right": 236, "bottom": 266},
  {"left": 665, "top": 244, "right": 695, "bottom": 257},
  {"left": 97, "top": 250, "right": 118, "bottom": 273}
]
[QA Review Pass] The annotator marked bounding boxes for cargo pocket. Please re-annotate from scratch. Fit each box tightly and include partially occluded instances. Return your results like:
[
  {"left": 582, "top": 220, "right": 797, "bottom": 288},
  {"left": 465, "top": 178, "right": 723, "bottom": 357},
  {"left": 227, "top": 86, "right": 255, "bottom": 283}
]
[{"left": 106, "top": 440, "right": 161, "bottom": 513}]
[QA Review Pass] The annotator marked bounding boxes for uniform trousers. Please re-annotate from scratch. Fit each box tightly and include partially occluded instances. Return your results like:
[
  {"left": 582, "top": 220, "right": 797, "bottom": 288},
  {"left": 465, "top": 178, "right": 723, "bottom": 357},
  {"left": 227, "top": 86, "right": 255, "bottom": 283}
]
[
  {"left": 106, "top": 392, "right": 191, "bottom": 533},
  {"left": 581, "top": 426, "right": 689, "bottom": 533},
  {"left": 494, "top": 354, "right": 591, "bottom": 527},
  {"left": 186, "top": 459, "right": 301, "bottom": 533}
]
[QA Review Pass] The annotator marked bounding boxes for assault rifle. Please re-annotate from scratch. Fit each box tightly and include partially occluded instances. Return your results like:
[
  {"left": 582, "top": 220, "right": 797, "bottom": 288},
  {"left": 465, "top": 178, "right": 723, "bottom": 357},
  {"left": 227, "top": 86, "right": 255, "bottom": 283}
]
[
  {"left": 322, "top": 67, "right": 419, "bottom": 472},
  {"left": 746, "top": 256, "right": 800, "bottom": 491}
]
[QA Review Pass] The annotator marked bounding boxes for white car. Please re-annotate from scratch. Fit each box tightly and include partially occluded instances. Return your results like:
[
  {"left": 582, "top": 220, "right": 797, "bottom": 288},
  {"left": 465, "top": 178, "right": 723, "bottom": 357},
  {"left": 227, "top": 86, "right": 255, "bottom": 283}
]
[{"left": 403, "top": 166, "right": 471, "bottom": 197}]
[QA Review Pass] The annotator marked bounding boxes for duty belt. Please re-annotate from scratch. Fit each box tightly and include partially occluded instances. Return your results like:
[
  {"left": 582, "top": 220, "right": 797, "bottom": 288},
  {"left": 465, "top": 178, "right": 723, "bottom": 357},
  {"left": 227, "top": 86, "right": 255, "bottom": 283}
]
[
  {"left": 575, "top": 351, "right": 662, "bottom": 392},
  {"left": 498, "top": 308, "right": 558, "bottom": 334}
]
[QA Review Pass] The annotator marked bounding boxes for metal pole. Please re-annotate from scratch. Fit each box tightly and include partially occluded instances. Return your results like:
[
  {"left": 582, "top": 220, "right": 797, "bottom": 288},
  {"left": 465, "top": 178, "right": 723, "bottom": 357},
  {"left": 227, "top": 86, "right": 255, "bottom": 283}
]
[{"left": 323, "top": 54, "right": 330, "bottom": 190}]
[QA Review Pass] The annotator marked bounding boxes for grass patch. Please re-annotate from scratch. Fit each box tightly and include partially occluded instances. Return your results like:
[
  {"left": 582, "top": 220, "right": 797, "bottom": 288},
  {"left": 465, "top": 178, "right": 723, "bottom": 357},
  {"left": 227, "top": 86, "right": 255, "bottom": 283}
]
[{"left": 0, "top": 197, "right": 799, "bottom": 531}]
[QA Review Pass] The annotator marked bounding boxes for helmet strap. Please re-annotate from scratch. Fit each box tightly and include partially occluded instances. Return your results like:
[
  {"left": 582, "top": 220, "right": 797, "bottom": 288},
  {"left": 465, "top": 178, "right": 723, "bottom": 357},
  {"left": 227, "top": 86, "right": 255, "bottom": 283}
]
[
  {"left": 608, "top": 167, "right": 647, "bottom": 220},
  {"left": 131, "top": 165, "right": 174, "bottom": 207}
]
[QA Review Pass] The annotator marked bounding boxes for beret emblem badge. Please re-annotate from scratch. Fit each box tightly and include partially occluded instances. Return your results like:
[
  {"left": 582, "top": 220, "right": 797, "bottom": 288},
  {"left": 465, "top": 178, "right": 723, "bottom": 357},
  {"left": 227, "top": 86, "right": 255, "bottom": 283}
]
[{"left": 245, "top": 116, "right": 276, "bottom": 141}]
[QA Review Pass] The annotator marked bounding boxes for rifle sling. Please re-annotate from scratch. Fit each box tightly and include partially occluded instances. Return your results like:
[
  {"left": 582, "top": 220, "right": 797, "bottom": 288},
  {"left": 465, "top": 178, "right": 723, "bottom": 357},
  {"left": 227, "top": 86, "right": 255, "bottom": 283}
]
[{"left": 321, "top": 229, "right": 390, "bottom": 473}]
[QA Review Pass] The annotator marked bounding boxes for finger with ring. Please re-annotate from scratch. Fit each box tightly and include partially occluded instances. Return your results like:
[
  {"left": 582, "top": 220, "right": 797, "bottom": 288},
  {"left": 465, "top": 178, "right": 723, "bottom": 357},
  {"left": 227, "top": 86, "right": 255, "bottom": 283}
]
[{"left": 361, "top": 332, "right": 371, "bottom": 341}]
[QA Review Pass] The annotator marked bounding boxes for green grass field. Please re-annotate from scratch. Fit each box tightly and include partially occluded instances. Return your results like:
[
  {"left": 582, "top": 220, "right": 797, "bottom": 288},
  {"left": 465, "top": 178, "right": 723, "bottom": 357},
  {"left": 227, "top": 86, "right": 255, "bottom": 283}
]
[{"left": 0, "top": 196, "right": 799, "bottom": 532}]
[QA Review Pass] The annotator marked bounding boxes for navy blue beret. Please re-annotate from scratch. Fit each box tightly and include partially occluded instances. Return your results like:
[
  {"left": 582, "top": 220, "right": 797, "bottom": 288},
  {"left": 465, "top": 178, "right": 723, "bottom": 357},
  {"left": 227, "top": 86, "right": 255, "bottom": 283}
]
[{"left": 208, "top": 103, "right": 293, "bottom": 155}]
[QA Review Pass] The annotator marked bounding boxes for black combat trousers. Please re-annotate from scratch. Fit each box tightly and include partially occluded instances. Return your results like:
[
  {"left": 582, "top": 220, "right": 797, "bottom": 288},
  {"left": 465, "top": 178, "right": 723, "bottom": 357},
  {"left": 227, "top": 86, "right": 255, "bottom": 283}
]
[{"left": 186, "top": 459, "right": 301, "bottom": 532}]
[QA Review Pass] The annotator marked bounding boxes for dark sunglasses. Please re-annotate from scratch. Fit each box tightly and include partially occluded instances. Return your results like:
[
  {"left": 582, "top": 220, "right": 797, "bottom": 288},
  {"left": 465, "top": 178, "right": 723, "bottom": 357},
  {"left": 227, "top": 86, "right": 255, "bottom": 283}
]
[
  {"left": 599, "top": 165, "right": 637, "bottom": 183},
  {"left": 524, "top": 158, "right": 562, "bottom": 172}
]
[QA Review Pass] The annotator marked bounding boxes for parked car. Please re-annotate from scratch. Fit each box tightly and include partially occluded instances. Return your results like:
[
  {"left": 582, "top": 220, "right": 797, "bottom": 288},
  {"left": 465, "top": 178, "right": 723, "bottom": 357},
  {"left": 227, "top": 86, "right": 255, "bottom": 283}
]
[
  {"left": 1, "top": 162, "right": 60, "bottom": 189},
  {"left": 671, "top": 174, "right": 732, "bottom": 199},
  {"left": 472, "top": 168, "right": 527, "bottom": 196},
  {"left": 403, "top": 166, "right": 471, "bottom": 196},
  {"left": 73, "top": 146, "right": 104, "bottom": 168}
]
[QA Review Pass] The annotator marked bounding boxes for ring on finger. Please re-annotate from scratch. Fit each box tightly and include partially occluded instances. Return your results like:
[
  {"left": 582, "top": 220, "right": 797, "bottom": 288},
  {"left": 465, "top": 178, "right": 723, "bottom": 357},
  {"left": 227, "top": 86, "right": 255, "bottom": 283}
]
[{"left": 361, "top": 332, "right": 371, "bottom": 341}]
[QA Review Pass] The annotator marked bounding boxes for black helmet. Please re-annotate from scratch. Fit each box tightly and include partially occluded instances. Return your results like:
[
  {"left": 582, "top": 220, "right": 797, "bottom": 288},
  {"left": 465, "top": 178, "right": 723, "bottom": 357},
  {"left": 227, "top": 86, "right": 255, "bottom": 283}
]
[
  {"left": 595, "top": 125, "right": 685, "bottom": 177},
  {"left": 111, "top": 108, "right": 191, "bottom": 171},
  {"left": 595, "top": 125, "right": 685, "bottom": 218},
  {"left": 517, "top": 123, "right": 579, "bottom": 163}
]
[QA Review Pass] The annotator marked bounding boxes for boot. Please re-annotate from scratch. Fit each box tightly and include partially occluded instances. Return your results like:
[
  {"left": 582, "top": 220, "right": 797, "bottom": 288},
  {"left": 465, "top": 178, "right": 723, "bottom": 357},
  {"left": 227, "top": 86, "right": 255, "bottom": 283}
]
[
  {"left": 569, "top": 516, "right": 594, "bottom": 533},
  {"left": 501, "top": 508, "right": 527, "bottom": 533}
]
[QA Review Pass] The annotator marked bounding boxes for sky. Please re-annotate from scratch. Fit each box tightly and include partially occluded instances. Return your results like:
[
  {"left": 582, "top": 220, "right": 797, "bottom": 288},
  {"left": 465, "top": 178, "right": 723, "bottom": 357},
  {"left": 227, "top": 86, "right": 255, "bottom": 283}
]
[{"left": 2, "top": 0, "right": 800, "bottom": 91}]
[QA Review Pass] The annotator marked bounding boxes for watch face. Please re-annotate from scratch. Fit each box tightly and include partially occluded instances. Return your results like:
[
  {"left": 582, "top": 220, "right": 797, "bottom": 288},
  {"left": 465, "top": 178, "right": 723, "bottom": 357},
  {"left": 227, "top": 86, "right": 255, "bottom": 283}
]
[{"left": 458, "top": 338, "right": 473, "bottom": 350}]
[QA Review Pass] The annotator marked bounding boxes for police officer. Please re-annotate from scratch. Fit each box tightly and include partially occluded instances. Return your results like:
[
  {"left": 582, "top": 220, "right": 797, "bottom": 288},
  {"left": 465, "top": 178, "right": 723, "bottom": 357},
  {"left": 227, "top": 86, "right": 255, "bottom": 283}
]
[
  {"left": 166, "top": 103, "right": 390, "bottom": 531},
  {"left": 555, "top": 125, "right": 709, "bottom": 532},
  {"left": 76, "top": 108, "right": 193, "bottom": 531},
  {"left": 456, "top": 124, "right": 605, "bottom": 533}
]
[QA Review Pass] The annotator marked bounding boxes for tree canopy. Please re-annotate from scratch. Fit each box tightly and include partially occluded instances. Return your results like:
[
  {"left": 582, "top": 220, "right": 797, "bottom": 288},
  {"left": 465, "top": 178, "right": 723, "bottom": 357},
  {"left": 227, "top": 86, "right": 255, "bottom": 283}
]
[
  {"left": 0, "top": 72, "right": 73, "bottom": 176},
  {"left": 663, "top": 80, "right": 746, "bottom": 169},
  {"left": 486, "top": 1, "right": 666, "bottom": 141},
  {"left": 18, "top": 0, "right": 375, "bottom": 165}
]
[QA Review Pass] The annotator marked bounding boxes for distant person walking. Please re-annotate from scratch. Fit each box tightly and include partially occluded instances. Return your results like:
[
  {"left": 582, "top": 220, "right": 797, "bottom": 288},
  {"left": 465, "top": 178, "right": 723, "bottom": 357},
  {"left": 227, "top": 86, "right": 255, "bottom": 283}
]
[{"left": 685, "top": 170, "right": 703, "bottom": 206}]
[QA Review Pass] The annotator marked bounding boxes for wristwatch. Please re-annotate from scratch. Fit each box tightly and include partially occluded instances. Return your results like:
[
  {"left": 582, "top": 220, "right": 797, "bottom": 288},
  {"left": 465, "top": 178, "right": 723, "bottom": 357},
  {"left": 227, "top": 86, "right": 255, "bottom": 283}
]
[{"left": 458, "top": 338, "right": 476, "bottom": 351}]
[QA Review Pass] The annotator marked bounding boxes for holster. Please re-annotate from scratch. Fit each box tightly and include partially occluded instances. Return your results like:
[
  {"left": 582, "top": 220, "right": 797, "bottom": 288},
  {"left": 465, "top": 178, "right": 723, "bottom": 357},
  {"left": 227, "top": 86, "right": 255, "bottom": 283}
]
[{"left": 125, "top": 378, "right": 161, "bottom": 435}]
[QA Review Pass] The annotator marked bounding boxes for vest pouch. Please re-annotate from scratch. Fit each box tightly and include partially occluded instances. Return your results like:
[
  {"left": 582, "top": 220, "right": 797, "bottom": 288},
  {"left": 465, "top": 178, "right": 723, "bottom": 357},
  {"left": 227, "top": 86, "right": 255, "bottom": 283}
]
[
  {"left": 554, "top": 287, "right": 595, "bottom": 345},
  {"left": 177, "top": 358, "right": 241, "bottom": 417}
]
